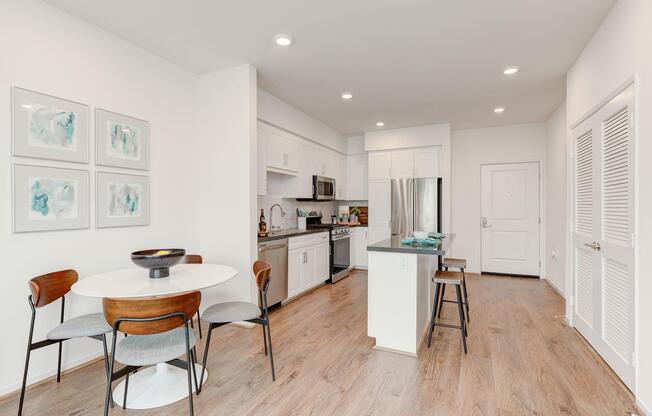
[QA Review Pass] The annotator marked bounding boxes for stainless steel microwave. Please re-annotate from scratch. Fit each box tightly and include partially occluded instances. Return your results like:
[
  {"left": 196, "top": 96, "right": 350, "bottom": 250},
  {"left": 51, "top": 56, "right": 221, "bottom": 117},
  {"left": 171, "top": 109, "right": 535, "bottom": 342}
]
[{"left": 313, "top": 175, "right": 335, "bottom": 200}]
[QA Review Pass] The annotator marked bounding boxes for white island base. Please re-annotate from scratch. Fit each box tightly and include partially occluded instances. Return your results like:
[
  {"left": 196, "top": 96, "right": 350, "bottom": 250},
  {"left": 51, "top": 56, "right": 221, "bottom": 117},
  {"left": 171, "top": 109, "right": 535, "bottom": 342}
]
[{"left": 367, "top": 251, "right": 439, "bottom": 356}]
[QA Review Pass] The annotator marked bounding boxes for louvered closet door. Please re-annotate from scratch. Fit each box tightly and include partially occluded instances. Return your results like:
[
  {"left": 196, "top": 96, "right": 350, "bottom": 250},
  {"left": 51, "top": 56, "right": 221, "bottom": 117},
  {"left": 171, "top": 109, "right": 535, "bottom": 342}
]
[{"left": 571, "top": 84, "right": 635, "bottom": 390}]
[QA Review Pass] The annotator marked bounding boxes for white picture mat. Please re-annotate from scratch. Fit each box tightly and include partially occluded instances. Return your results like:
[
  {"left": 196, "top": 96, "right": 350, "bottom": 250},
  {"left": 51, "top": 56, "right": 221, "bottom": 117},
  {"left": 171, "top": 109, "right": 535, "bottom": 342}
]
[
  {"left": 96, "top": 171, "right": 150, "bottom": 228},
  {"left": 95, "top": 108, "right": 149, "bottom": 170},
  {"left": 12, "top": 87, "right": 89, "bottom": 163},
  {"left": 13, "top": 164, "right": 90, "bottom": 232}
]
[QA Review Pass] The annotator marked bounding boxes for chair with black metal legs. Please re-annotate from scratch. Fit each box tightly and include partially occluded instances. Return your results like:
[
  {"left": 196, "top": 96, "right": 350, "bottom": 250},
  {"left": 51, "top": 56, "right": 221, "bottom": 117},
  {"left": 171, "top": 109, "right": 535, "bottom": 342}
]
[
  {"left": 437, "top": 257, "right": 470, "bottom": 322},
  {"left": 102, "top": 291, "right": 201, "bottom": 416},
  {"left": 427, "top": 270, "right": 468, "bottom": 354},
  {"left": 198, "top": 260, "right": 275, "bottom": 391},
  {"left": 18, "top": 270, "right": 113, "bottom": 416},
  {"left": 180, "top": 255, "right": 204, "bottom": 339}
]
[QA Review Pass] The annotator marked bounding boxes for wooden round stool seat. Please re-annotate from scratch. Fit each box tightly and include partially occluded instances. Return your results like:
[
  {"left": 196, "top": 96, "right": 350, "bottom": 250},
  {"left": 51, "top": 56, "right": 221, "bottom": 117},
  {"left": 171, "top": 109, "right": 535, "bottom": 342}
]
[{"left": 442, "top": 258, "right": 467, "bottom": 269}]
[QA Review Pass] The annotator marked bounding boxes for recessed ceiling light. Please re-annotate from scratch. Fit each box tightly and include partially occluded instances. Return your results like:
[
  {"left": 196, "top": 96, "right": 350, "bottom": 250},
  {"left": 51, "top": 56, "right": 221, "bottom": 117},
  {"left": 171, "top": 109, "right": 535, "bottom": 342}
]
[
  {"left": 376, "top": 121, "right": 385, "bottom": 127},
  {"left": 341, "top": 92, "right": 353, "bottom": 100},
  {"left": 494, "top": 107, "right": 505, "bottom": 113},
  {"left": 274, "top": 34, "right": 293, "bottom": 46},
  {"left": 503, "top": 66, "right": 520, "bottom": 75}
]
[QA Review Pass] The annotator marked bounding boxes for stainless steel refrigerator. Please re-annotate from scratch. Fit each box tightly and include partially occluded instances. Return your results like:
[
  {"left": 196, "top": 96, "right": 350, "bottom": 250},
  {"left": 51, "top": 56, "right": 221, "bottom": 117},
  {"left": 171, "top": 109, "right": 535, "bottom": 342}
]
[{"left": 391, "top": 178, "right": 442, "bottom": 236}]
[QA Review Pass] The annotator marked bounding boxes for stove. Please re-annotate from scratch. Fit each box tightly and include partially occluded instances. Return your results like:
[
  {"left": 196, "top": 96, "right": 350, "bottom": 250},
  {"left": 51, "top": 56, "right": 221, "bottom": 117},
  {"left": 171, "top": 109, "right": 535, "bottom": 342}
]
[{"left": 306, "top": 216, "right": 352, "bottom": 283}]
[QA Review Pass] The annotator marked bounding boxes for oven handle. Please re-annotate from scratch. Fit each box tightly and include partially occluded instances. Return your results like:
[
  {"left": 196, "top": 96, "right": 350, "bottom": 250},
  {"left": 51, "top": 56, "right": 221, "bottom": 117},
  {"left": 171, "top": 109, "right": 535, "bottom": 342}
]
[{"left": 331, "top": 234, "right": 350, "bottom": 241}]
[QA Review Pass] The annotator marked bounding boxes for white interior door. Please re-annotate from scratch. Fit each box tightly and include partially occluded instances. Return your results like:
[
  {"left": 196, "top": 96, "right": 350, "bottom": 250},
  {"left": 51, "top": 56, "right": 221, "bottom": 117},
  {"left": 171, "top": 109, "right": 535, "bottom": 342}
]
[
  {"left": 481, "top": 162, "right": 540, "bottom": 276},
  {"left": 571, "top": 84, "right": 635, "bottom": 390}
]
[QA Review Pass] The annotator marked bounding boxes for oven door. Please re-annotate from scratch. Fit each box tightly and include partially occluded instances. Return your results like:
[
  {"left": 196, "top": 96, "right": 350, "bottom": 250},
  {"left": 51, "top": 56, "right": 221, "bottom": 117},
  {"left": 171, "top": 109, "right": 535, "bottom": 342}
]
[
  {"left": 313, "top": 176, "right": 335, "bottom": 200},
  {"left": 331, "top": 234, "right": 351, "bottom": 282}
]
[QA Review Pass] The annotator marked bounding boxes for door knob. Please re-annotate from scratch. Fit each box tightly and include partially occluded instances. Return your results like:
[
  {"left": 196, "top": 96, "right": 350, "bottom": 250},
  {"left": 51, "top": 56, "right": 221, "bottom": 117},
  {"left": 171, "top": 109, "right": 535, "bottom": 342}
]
[{"left": 481, "top": 216, "right": 493, "bottom": 228}]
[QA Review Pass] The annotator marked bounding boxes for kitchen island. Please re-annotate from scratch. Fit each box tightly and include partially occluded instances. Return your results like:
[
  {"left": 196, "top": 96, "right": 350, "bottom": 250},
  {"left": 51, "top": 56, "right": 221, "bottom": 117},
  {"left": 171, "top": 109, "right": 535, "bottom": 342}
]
[{"left": 367, "top": 234, "right": 454, "bottom": 356}]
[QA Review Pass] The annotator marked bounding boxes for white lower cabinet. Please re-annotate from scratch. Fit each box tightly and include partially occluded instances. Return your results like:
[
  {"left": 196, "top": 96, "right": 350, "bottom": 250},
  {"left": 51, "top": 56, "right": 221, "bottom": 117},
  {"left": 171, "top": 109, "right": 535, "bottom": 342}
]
[
  {"left": 355, "top": 227, "right": 368, "bottom": 268},
  {"left": 350, "top": 227, "right": 369, "bottom": 268},
  {"left": 287, "top": 232, "right": 330, "bottom": 300}
]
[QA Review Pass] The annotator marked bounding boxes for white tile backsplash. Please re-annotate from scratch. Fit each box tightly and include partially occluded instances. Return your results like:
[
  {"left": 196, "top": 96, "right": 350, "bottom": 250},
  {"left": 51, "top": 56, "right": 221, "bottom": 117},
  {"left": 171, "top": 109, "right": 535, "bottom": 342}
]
[{"left": 257, "top": 196, "right": 338, "bottom": 230}]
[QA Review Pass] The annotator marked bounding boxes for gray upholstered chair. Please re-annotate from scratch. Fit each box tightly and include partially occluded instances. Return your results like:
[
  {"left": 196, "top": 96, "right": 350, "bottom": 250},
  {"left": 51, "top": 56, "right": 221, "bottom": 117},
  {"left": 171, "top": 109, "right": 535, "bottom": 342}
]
[
  {"left": 180, "top": 254, "right": 205, "bottom": 338},
  {"left": 19, "top": 270, "right": 113, "bottom": 416},
  {"left": 102, "top": 291, "right": 201, "bottom": 415},
  {"left": 198, "top": 260, "right": 275, "bottom": 389}
]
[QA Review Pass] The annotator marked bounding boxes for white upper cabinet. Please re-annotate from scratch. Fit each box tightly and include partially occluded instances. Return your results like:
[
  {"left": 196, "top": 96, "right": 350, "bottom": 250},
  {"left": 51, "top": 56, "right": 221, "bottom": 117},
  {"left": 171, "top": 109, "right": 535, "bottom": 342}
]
[
  {"left": 336, "top": 153, "right": 347, "bottom": 200},
  {"left": 265, "top": 128, "right": 299, "bottom": 173},
  {"left": 346, "top": 154, "right": 368, "bottom": 200},
  {"left": 368, "top": 147, "right": 440, "bottom": 181},
  {"left": 369, "top": 152, "right": 392, "bottom": 180},
  {"left": 296, "top": 140, "right": 314, "bottom": 199},
  {"left": 414, "top": 147, "right": 439, "bottom": 178},
  {"left": 391, "top": 150, "right": 414, "bottom": 179}
]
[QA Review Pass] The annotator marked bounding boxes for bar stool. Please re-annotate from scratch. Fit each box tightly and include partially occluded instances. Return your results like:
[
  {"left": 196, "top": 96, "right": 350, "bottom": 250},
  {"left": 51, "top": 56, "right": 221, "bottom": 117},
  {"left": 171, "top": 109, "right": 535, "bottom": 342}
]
[
  {"left": 19, "top": 270, "right": 113, "bottom": 416},
  {"left": 427, "top": 270, "right": 467, "bottom": 354},
  {"left": 437, "top": 257, "right": 469, "bottom": 322}
]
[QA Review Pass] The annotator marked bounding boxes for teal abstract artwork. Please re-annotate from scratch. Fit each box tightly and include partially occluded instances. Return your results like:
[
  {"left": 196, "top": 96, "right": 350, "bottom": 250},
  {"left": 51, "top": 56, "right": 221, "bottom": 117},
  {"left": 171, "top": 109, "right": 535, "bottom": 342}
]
[
  {"left": 107, "top": 122, "right": 140, "bottom": 160},
  {"left": 27, "top": 105, "right": 77, "bottom": 150},
  {"left": 108, "top": 183, "right": 141, "bottom": 217},
  {"left": 28, "top": 178, "right": 78, "bottom": 220}
]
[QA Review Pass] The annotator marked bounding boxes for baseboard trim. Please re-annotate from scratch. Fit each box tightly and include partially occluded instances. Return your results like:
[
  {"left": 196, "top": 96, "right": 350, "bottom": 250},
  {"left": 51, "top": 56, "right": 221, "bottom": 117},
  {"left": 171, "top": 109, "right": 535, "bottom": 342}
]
[
  {"left": 637, "top": 398, "right": 651, "bottom": 416},
  {"left": 543, "top": 277, "right": 566, "bottom": 299},
  {"left": 373, "top": 345, "right": 417, "bottom": 357},
  {"left": 0, "top": 349, "right": 105, "bottom": 399}
]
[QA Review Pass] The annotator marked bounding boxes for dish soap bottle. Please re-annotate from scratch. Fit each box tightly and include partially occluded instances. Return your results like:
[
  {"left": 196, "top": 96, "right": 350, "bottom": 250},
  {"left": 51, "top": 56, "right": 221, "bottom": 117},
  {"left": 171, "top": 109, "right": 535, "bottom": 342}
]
[{"left": 258, "top": 209, "right": 268, "bottom": 237}]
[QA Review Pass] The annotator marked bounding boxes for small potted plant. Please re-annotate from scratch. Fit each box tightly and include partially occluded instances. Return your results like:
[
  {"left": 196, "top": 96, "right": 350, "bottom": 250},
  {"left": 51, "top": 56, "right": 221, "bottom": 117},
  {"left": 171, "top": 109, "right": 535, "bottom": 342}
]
[{"left": 350, "top": 207, "right": 361, "bottom": 223}]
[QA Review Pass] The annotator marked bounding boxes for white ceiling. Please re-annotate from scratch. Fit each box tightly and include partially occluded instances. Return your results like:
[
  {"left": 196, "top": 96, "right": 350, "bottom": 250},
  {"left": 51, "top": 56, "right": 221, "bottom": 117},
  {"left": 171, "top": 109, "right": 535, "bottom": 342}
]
[{"left": 46, "top": 0, "right": 615, "bottom": 135}]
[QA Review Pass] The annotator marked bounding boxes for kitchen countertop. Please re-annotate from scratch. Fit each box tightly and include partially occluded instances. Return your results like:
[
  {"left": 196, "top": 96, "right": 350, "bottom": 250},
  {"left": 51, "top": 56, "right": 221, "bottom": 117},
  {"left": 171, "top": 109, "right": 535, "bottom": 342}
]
[
  {"left": 258, "top": 228, "right": 325, "bottom": 242},
  {"left": 367, "top": 233, "right": 454, "bottom": 256}
]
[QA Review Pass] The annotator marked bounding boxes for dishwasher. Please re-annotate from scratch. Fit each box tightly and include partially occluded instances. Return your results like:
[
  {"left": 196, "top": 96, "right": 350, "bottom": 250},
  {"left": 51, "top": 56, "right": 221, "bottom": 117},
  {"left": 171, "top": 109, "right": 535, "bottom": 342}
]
[{"left": 258, "top": 239, "right": 288, "bottom": 307}]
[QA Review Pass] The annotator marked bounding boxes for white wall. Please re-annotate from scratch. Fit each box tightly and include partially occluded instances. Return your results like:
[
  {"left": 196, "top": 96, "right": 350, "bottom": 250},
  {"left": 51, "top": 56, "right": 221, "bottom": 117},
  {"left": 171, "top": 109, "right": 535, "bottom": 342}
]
[
  {"left": 544, "top": 102, "right": 567, "bottom": 296},
  {"left": 347, "top": 136, "right": 365, "bottom": 155},
  {"left": 257, "top": 89, "right": 347, "bottom": 153},
  {"left": 363, "top": 123, "right": 452, "bottom": 233},
  {"left": 197, "top": 65, "right": 259, "bottom": 306},
  {"left": 566, "top": 0, "right": 652, "bottom": 411},
  {"left": 451, "top": 123, "right": 547, "bottom": 274},
  {"left": 0, "top": 0, "right": 199, "bottom": 395}
]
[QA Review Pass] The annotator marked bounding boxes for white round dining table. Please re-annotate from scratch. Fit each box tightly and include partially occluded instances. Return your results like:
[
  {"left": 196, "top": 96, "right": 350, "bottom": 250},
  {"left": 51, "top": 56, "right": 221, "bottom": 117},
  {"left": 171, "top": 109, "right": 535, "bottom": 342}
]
[{"left": 71, "top": 263, "right": 238, "bottom": 410}]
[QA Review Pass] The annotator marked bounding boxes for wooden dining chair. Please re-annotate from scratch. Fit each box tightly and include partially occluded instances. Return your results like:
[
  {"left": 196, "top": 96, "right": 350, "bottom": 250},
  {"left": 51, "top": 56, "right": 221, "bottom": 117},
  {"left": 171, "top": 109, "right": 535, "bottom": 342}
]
[
  {"left": 198, "top": 260, "right": 275, "bottom": 390},
  {"left": 102, "top": 291, "right": 201, "bottom": 416},
  {"left": 19, "top": 270, "right": 113, "bottom": 416},
  {"left": 180, "top": 254, "right": 204, "bottom": 338}
]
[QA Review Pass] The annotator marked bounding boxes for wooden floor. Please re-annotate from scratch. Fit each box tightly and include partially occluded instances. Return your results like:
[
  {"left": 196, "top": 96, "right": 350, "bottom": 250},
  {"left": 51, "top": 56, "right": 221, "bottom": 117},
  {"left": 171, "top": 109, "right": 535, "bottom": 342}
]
[{"left": 1, "top": 271, "right": 639, "bottom": 415}]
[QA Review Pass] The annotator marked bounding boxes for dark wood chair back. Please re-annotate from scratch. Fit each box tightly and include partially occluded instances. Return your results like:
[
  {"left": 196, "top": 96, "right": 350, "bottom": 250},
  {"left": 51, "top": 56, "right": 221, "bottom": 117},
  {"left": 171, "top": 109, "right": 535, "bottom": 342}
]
[
  {"left": 29, "top": 269, "right": 78, "bottom": 308},
  {"left": 181, "top": 254, "right": 203, "bottom": 264},
  {"left": 103, "top": 292, "right": 201, "bottom": 335},
  {"left": 253, "top": 260, "right": 272, "bottom": 291}
]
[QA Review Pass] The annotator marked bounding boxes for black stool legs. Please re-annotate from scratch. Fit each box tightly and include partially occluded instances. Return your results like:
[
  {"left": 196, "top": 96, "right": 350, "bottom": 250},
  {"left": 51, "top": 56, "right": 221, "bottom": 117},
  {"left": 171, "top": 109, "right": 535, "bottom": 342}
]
[{"left": 427, "top": 281, "right": 467, "bottom": 354}]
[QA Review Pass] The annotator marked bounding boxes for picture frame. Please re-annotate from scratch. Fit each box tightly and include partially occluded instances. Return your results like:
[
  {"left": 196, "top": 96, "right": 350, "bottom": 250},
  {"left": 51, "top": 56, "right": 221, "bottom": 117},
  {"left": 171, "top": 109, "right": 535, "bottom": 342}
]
[
  {"left": 95, "top": 108, "right": 150, "bottom": 170},
  {"left": 12, "top": 87, "right": 89, "bottom": 163},
  {"left": 13, "top": 164, "right": 90, "bottom": 233},
  {"left": 96, "top": 171, "right": 150, "bottom": 228}
]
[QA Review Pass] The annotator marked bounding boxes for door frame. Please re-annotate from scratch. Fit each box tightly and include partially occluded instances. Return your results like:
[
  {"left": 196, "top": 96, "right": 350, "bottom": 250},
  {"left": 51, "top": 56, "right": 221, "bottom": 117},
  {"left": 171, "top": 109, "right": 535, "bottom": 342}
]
[{"left": 479, "top": 161, "right": 544, "bottom": 278}]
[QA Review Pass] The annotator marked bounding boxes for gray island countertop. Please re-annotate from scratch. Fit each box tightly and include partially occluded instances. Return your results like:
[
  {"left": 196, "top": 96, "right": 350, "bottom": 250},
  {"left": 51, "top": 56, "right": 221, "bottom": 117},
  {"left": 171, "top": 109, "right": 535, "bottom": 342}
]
[{"left": 367, "top": 233, "right": 455, "bottom": 256}]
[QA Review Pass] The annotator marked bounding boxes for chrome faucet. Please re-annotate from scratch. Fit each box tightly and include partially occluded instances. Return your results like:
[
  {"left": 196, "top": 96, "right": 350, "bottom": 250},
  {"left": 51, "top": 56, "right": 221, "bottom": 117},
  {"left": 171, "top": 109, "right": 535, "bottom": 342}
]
[{"left": 270, "top": 204, "right": 286, "bottom": 231}]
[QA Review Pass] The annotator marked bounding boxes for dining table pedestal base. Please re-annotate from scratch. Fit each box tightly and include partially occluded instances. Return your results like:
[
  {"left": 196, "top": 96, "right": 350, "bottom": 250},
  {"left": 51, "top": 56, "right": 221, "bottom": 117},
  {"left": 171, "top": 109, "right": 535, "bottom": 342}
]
[{"left": 112, "top": 362, "right": 207, "bottom": 409}]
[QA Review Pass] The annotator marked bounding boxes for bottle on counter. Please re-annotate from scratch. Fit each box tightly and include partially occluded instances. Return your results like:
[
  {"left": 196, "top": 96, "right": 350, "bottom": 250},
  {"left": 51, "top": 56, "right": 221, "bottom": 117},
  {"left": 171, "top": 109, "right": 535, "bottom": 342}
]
[{"left": 258, "top": 209, "right": 268, "bottom": 236}]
